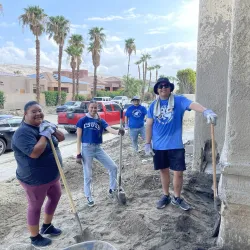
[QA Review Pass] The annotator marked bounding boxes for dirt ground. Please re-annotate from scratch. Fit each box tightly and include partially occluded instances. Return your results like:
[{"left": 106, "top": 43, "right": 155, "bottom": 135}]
[{"left": 0, "top": 135, "right": 220, "bottom": 250}]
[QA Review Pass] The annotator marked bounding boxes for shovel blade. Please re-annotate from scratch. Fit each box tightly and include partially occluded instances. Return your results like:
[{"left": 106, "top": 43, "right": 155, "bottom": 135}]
[
  {"left": 118, "top": 190, "right": 126, "bottom": 205},
  {"left": 74, "top": 228, "right": 94, "bottom": 243}
]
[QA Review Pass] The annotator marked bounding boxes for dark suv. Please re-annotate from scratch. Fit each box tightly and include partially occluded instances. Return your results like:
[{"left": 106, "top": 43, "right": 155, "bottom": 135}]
[{"left": 0, "top": 116, "right": 22, "bottom": 155}]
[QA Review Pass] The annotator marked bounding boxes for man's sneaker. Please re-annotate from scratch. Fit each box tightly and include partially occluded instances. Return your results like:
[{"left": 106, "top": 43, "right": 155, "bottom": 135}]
[
  {"left": 156, "top": 195, "right": 171, "bottom": 209},
  {"left": 30, "top": 234, "right": 52, "bottom": 247},
  {"left": 40, "top": 224, "right": 62, "bottom": 236},
  {"left": 87, "top": 197, "right": 95, "bottom": 207},
  {"left": 171, "top": 196, "right": 191, "bottom": 211},
  {"left": 109, "top": 189, "right": 118, "bottom": 199}
]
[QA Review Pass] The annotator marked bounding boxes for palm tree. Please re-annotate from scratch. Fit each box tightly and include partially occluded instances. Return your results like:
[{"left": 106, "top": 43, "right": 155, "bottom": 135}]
[
  {"left": 140, "top": 53, "right": 151, "bottom": 100},
  {"left": 147, "top": 66, "right": 155, "bottom": 91},
  {"left": 19, "top": 6, "right": 47, "bottom": 103},
  {"left": 47, "top": 15, "right": 70, "bottom": 105},
  {"left": 69, "top": 34, "right": 84, "bottom": 97},
  {"left": 135, "top": 60, "right": 142, "bottom": 80},
  {"left": 154, "top": 64, "right": 161, "bottom": 82},
  {"left": 88, "top": 27, "right": 106, "bottom": 97},
  {"left": 124, "top": 38, "right": 136, "bottom": 80},
  {"left": 65, "top": 45, "right": 82, "bottom": 100}
]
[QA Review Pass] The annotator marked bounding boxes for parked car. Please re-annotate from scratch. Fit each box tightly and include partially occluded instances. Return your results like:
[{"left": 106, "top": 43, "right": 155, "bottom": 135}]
[
  {"left": 56, "top": 101, "right": 81, "bottom": 113},
  {"left": 112, "top": 96, "right": 129, "bottom": 107},
  {"left": 93, "top": 97, "right": 112, "bottom": 102},
  {"left": 0, "top": 116, "right": 22, "bottom": 155},
  {"left": 58, "top": 101, "right": 124, "bottom": 134}
]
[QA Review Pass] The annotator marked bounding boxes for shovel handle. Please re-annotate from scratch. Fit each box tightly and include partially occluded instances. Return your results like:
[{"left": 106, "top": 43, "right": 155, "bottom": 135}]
[
  {"left": 49, "top": 138, "right": 77, "bottom": 214},
  {"left": 211, "top": 124, "right": 217, "bottom": 199}
]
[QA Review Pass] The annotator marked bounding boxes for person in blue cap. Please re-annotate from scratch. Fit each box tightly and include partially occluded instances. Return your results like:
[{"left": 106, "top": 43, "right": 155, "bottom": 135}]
[
  {"left": 125, "top": 96, "right": 147, "bottom": 152},
  {"left": 145, "top": 77, "right": 217, "bottom": 211}
]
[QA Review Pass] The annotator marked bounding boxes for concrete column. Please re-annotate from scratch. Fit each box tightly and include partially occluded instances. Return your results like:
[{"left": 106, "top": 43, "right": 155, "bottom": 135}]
[
  {"left": 218, "top": 0, "right": 250, "bottom": 249},
  {"left": 193, "top": 0, "right": 232, "bottom": 171}
]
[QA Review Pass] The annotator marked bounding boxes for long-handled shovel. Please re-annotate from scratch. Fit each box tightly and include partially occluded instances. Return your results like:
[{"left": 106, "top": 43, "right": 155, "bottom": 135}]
[
  {"left": 210, "top": 124, "right": 221, "bottom": 237},
  {"left": 117, "top": 109, "right": 127, "bottom": 205},
  {"left": 49, "top": 138, "right": 92, "bottom": 243}
]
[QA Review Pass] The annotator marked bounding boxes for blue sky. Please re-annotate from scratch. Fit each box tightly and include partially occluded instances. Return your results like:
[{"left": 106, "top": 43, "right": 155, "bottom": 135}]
[{"left": 0, "top": 0, "right": 199, "bottom": 77}]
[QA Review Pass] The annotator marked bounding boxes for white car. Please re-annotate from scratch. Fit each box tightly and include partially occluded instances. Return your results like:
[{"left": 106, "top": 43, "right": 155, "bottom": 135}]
[{"left": 112, "top": 96, "right": 129, "bottom": 107}]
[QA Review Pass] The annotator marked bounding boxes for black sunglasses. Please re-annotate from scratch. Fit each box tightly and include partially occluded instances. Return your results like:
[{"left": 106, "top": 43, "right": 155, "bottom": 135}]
[{"left": 158, "top": 83, "right": 170, "bottom": 89}]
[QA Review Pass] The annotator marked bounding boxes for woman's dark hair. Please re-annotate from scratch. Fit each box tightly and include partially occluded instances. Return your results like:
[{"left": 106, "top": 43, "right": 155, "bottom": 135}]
[
  {"left": 22, "top": 101, "right": 40, "bottom": 122},
  {"left": 24, "top": 101, "right": 40, "bottom": 112}
]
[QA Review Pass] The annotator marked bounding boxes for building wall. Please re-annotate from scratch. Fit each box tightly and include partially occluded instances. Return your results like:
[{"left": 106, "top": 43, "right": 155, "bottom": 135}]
[{"left": 193, "top": 0, "right": 232, "bottom": 171}]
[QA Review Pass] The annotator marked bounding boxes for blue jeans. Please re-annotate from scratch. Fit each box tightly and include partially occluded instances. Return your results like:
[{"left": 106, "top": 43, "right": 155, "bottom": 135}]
[
  {"left": 81, "top": 143, "right": 117, "bottom": 199},
  {"left": 129, "top": 127, "right": 146, "bottom": 152}
]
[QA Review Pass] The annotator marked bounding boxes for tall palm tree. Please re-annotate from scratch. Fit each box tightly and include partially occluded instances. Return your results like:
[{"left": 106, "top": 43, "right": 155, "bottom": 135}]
[
  {"left": 135, "top": 60, "right": 142, "bottom": 80},
  {"left": 47, "top": 15, "right": 70, "bottom": 105},
  {"left": 124, "top": 38, "right": 136, "bottom": 80},
  {"left": 69, "top": 34, "right": 84, "bottom": 97},
  {"left": 147, "top": 66, "right": 155, "bottom": 91},
  {"left": 19, "top": 6, "right": 47, "bottom": 103},
  {"left": 65, "top": 45, "right": 82, "bottom": 100},
  {"left": 88, "top": 27, "right": 106, "bottom": 97},
  {"left": 140, "top": 53, "right": 151, "bottom": 100},
  {"left": 154, "top": 64, "right": 161, "bottom": 82}
]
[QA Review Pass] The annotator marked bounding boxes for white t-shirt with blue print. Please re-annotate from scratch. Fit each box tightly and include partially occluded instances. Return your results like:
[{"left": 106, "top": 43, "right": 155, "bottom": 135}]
[
  {"left": 147, "top": 95, "right": 193, "bottom": 150},
  {"left": 125, "top": 105, "right": 147, "bottom": 129},
  {"left": 76, "top": 116, "right": 109, "bottom": 144}
]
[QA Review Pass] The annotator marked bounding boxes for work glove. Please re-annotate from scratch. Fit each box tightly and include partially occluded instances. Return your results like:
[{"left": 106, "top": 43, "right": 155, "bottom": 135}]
[
  {"left": 145, "top": 143, "right": 154, "bottom": 156},
  {"left": 39, "top": 126, "right": 55, "bottom": 139},
  {"left": 124, "top": 124, "right": 129, "bottom": 130},
  {"left": 76, "top": 154, "right": 82, "bottom": 164},
  {"left": 40, "top": 120, "right": 57, "bottom": 133},
  {"left": 203, "top": 109, "right": 217, "bottom": 125},
  {"left": 118, "top": 128, "right": 125, "bottom": 136}
]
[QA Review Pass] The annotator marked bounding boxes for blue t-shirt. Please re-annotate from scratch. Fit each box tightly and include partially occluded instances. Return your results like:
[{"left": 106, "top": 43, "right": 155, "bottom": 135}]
[
  {"left": 125, "top": 105, "right": 147, "bottom": 129},
  {"left": 12, "top": 122, "right": 62, "bottom": 185},
  {"left": 147, "top": 95, "right": 193, "bottom": 150},
  {"left": 76, "top": 116, "right": 109, "bottom": 144}
]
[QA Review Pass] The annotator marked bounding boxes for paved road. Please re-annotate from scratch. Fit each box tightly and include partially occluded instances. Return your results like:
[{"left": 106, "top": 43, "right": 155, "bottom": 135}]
[{"left": 0, "top": 114, "right": 194, "bottom": 182}]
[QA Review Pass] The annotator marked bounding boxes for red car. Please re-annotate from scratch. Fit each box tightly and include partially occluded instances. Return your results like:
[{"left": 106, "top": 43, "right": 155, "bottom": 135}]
[{"left": 58, "top": 101, "right": 124, "bottom": 133}]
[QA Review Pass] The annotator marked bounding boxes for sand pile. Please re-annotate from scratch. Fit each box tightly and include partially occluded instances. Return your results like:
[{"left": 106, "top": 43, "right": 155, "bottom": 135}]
[{"left": 0, "top": 136, "right": 220, "bottom": 250}]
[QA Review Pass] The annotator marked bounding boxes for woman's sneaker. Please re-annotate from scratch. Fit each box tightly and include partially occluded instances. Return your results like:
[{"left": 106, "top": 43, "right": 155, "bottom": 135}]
[
  {"left": 156, "top": 195, "right": 171, "bottom": 209},
  {"left": 87, "top": 197, "right": 95, "bottom": 207},
  {"left": 171, "top": 196, "right": 191, "bottom": 211},
  {"left": 40, "top": 224, "right": 62, "bottom": 236},
  {"left": 30, "top": 234, "right": 52, "bottom": 247},
  {"left": 109, "top": 189, "right": 118, "bottom": 199}
]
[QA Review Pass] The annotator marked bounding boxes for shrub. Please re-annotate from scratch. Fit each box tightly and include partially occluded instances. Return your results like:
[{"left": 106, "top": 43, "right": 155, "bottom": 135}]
[
  {"left": 44, "top": 91, "right": 67, "bottom": 106},
  {"left": 75, "top": 94, "right": 86, "bottom": 101},
  {"left": 96, "top": 89, "right": 124, "bottom": 98},
  {"left": 0, "top": 91, "right": 5, "bottom": 109}
]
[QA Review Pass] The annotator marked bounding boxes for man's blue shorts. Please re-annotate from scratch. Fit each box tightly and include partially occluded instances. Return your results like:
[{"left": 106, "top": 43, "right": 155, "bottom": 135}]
[{"left": 153, "top": 148, "right": 186, "bottom": 171}]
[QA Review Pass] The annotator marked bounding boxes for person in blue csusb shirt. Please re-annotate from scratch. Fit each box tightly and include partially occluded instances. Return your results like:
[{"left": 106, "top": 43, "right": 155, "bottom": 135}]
[
  {"left": 125, "top": 96, "right": 147, "bottom": 152},
  {"left": 76, "top": 100, "right": 125, "bottom": 207},
  {"left": 145, "top": 77, "right": 217, "bottom": 211}
]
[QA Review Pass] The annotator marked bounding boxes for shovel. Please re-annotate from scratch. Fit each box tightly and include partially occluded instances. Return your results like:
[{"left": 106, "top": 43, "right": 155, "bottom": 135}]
[
  {"left": 49, "top": 138, "right": 92, "bottom": 243},
  {"left": 117, "top": 109, "right": 126, "bottom": 205},
  {"left": 210, "top": 124, "right": 221, "bottom": 237}
]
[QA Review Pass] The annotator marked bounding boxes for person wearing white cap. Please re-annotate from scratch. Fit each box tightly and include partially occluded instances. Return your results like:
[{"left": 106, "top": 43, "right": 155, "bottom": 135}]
[{"left": 125, "top": 96, "right": 147, "bottom": 152}]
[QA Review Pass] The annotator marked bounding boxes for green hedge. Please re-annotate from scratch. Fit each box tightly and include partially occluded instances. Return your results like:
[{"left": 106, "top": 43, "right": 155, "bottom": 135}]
[
  {"left": 75, "top": 94, "right": 92, "bottom": 101},
  {"left": 0, "top": 91, "right": 5, "bottom": 109},
  {"left": 44, "top": 91, "right": 67, "bottom": 106},
  {"left": 96, "top": 89, "right": 124, "bottom": 98}
]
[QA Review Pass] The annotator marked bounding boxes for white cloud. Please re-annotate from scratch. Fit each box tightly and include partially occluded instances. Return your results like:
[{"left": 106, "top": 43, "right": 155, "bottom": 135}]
[
  {"left": 124, "top": 8, "right": 136, "bottom": 14},
  {"left": 70, "top": 24, "right": 88, "bottom": 29},
  {"left": 0, "top": 22, "right": 16, "bottom": 27},
  {"left": 87, "top": 9, "right": 173, "bottom": 22},
  {"left": 145, "top": 27, "right": 169, "bottom": 35},
  {"left": 174, "top": 0, "right": 199, "bottom": 28},
  {"left": 87, "top": 15, "right": 124, "bottom": 21},
  {"left": 106, "top": 35, "right": 122, "bottom": 42}
]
